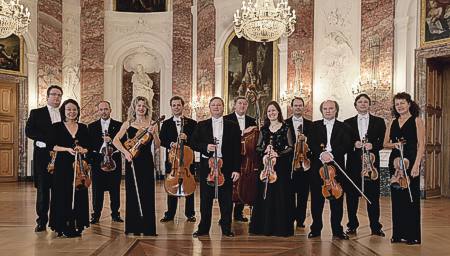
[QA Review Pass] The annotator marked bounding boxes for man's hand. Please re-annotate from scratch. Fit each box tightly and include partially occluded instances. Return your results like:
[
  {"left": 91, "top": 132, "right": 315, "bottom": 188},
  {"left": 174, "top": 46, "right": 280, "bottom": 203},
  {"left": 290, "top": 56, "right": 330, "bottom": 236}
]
[
  {"left": 354, "top": 141, "right": 363, "bottom": 149},
  {"left": 207, "top": 144, "right": 216, "bottom": 152},
  {"left": 364, "top": 143, "right": 373, "bottom": 150},
  {"left": 103, "top": 135, "right": 112, "bottom": 143},
  {"left": 231, "top": 172, "right": 240, "bottom": 182},
  {"left": 179, "top": 132, "right": 187, "bottom": 140},
  {"left": 320, "top": 152, "right": 334, "bottom": 163}
]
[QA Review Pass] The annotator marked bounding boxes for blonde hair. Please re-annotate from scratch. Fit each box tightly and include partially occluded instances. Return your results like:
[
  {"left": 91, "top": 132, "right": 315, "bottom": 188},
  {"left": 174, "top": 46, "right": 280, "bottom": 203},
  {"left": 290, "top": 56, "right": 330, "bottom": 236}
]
[{"left": 127, "top": 96, "right": 151, "bottom": 122}]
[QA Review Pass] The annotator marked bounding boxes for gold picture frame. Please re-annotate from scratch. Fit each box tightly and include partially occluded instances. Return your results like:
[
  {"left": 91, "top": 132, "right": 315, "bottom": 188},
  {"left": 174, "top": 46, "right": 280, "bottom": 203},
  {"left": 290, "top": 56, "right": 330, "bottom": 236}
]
[
  {"left": 420, "top": 0, "right": 450, "bottom": 48},
  {"left": 0, "top": 34, "right": 24, "bottom": 76},
  {"left": 223, "top": 31, "right": 279, "bottom": 118}
]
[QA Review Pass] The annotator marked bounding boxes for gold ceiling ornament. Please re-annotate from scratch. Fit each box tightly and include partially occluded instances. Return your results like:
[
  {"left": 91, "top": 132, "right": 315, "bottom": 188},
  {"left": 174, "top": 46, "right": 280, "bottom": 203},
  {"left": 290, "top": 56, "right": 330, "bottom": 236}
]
[{"left": 0, "top": 0, "right": 31, "bottom": 38}]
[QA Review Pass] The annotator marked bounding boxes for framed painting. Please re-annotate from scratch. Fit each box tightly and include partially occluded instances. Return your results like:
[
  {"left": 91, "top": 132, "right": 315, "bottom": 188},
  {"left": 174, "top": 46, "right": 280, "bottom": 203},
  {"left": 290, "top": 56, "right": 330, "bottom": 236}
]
[
  {"left": 0, "top": 34, "right": 23, "bottom": 76},
  {"left": 420, "top": 0, "right": 450, "bottom": 47},
  {"left": 114, "top": 0, "right": 167, "bottom": 12},
  {"left": 223, "top": 32, "right": 279, "bottom": 121}
]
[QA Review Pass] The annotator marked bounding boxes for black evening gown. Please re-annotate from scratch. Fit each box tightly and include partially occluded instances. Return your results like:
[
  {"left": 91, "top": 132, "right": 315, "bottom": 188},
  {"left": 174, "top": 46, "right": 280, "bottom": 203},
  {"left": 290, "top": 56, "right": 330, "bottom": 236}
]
[
  {"left": 49, "top": 122, "right": 90, "bottom": 235},
  {"left": 388, "top": 117, "right": 421, "bottom": 242},
  {"left": 249, "top": 124, "right": 295, "bottom": 236},
  {"left": 122, "top": 126, "right": 156, "bottom": 235}
]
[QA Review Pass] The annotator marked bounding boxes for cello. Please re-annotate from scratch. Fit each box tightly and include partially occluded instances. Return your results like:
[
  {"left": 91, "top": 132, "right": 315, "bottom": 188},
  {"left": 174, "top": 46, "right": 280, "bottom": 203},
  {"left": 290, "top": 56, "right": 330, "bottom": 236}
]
[
  {"left": 207, "top": 137, "right": 225, "bottom": 199},
  {"left": 291, "top": 123, "right": 311, "bottom": 179},
  {"left": 124, "top": 115, "right": 165, "bottom": 158},
  {"left": 100, "top": 130, "right": 117, "bottom": 172},
  {"left": 164, "top": 117, "right": 196, "bottom": 197}
]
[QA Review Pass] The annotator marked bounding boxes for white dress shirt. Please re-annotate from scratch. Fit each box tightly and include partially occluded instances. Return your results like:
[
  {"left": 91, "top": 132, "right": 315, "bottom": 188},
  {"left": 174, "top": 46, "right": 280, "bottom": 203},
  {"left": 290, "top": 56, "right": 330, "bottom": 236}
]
[
  {"left": 212, "top": 116, "right": 224, "bottom": 157},
  {"left": 101, "top": 118, "right": 111, "bottom": 134},
  {"left": 235, "top": 112, "right": 245, "bottom": 135},
  {"left": 173, "top": 116, "right": 182, "bottom": 135},
  {"left": 357, "top": 113, "right": 369, "bottom": 140},
  {"left": 292, "top": 115, "right": 304, "bottom": 137},
  {"left": 47, "top": 105, "right": 61, "bottom": 124},
  {"left": 323, "top": 118, "right": 335, "bottom": 152}
]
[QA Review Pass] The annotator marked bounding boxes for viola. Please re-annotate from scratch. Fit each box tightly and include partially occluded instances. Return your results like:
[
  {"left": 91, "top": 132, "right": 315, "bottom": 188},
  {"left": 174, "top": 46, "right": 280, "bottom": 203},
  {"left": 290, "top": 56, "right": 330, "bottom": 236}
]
[
  {"left": 73, "top": 140, "right": 91, "bottom": 189},
  {"left": 291, "top": 124, "right": 311, "bottom": 177},
  {"left": 100, "top": 130, "right": 116, "bottom": 172},
  {"left": 124, "top": 115, "right": 165, "bottom": 158},
  {"left": 360, "top": 136, "right": 378, "bottom": 182},
  {"left": 164, "top": 117, "right": 196, "bottom": 197},
  {"left": 260, "top": 140, "right": 277, "bottom": 200},
  {"left": 319, "top": 145, "right": 343, "bottom": 200},
  {"left": 47, "top": 151, "right": 57, "bottom": 174},
  {"left": 207, "top": 137, "right": 225, "bottom": 199}
]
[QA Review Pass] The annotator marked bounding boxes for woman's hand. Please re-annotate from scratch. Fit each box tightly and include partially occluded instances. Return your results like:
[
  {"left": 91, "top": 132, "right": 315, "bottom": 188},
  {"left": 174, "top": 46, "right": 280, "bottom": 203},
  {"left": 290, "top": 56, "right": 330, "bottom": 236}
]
[
  {"left": 411, "top": 164, "right": 420, "bottom": 178},
  {"left": 123, "top": 150, "right": 133, "bottom": 162}
]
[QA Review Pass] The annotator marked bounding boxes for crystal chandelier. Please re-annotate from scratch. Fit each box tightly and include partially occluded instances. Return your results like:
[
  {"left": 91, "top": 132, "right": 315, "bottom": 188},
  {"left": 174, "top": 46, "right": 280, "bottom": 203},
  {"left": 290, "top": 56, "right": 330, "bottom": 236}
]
[
  {"left": 0, "top": 0, "right": 31, "bottom": 38},
  {"left": 233, "top": 0, "right": 296, "bottom": 43}
]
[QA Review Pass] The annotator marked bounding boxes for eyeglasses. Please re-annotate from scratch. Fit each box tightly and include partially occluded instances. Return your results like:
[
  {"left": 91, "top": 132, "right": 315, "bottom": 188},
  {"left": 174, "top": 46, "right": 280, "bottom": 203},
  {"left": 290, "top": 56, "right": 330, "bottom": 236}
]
[{"left": 49, "top": 93, "right": 62, "bottom": 97}]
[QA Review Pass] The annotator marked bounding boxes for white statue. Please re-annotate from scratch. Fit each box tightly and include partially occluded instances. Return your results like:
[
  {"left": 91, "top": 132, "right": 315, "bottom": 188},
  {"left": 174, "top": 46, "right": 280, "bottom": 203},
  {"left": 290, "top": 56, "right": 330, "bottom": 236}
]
[{"left": 132, "top": 64, "right": 154, "bottom": 115}]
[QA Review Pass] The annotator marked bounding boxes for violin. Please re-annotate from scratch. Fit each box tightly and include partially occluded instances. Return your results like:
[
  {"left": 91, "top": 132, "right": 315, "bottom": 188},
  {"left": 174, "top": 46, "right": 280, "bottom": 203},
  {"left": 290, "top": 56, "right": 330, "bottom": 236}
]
[
  {"left": 260, "top": 138, "right": 277, "bottom": 200},
  {"left": 319, "top": 145, "right": 343, "bottom": 200},
  {"left": 164, "top": 117, "right": 196, "bottom": 197},
  {"left": 360, "top": 136, "right": 378, "bottom": 182},
  {"left": 207, "top": 137, "right": 225, "bottom": 199},
  {"left": 100, "top": 130, "right": 116, "bottom": 172},
  {"left": 73, "top": 140, "right": 91, "bottom": 189},
  {"left": 124, "top": 115, "right": 165, "bottom": 158},
  {"left": 391, "top": 138, "right": 411, "bottom": 189},
  {"left": 291, "top": 124, "right": 311, "bottom": 177},
  {"left": 47, "top": 151, "right": 57, "bottom": 174}
]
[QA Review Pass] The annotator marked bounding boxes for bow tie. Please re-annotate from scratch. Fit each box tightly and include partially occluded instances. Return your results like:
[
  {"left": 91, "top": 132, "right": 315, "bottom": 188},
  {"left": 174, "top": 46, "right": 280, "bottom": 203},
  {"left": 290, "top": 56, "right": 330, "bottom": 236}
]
[
  {"left": 293, "top": 117, "right": 302, "bottom": 122},
  {"left": 323, "top": 119, "right": 334, "bottom": 126},
  {"left": 237, "top": 116, "right": 245, "bottom": 120},
  {"left": 213, "top": 118, "right": 223, "bottom": 123},
  {"left": 358, "top": 114, "right": 369, "bottom": 120}
]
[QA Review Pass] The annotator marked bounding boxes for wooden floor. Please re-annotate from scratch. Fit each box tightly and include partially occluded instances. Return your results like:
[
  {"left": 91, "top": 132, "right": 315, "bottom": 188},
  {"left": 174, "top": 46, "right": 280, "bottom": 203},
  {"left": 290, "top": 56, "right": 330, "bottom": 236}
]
[{"left": 1, "top": 181, "right": 449, "bottom": 256}]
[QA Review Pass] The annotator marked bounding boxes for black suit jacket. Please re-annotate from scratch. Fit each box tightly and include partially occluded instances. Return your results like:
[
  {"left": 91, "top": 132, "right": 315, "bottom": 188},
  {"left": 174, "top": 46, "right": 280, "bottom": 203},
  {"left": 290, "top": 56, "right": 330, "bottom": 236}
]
[
  {"left": 285, "top": 116, "right": 313, "bottom": 142},
  {"left": 223, "top": 112, "right": 257, "bottom": 131},
  {"left": 159, "top": 116, "right": 197, "bottom": 149},
  {"left": 308, "top": 119, "right": 352, "bottom": 184},
  {"left": 87, "top": 118, "right": 122, "bottom": 171},
  {"left": 344, "top": 114, "right": 386, "bottom": 184},
  {"left": 190, "top": 118, "right": 241, "bottom": 175}
]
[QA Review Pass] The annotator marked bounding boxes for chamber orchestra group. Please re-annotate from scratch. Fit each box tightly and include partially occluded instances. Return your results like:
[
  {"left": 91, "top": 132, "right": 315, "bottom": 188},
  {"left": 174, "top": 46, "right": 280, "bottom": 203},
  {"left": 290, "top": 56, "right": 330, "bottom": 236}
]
[{"left": 25, "top": 85, "right": 425, "bottom": 245}]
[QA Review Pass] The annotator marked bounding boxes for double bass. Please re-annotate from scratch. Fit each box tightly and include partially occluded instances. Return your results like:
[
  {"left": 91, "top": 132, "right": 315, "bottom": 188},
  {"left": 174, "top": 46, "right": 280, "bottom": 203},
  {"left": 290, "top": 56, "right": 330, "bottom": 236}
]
[
  {"left": 164, "top": 117, "right": 196, "bottom": 197},
  {"left": 207, "top": 137, "right": 224, "bottom": 199},
  {"left": 123, "top": 115, "right": 165, "bottom": 158},
  {"left": 291, "top": 123, "right": 311, "bottom": 178},
  {"left": 100, "top": 130, "right": 116, "bottom": 172}
]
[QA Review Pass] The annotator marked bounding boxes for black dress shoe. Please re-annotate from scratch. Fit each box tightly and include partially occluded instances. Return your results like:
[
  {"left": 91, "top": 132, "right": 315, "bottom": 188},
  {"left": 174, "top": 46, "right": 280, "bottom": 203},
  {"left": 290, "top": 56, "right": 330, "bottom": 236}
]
[
  {"left": 234, "top": 216, "right": 248, "bottom": 222},
  {"left": 160, "top": 216, "right": 174, "bottom": 223},
  {"left": 390, "top": 237, "right": 401, "bottom": 243},
  {"left": 192, "top": 230, "right": 209, "bottom": 237},
  {"left": 222, "top": 230, "right": 235, "bottom": 237},
  {"left": 406, "top": 239, "right": 420, "bottom": 245},
  {"left": 90, "top": 217, "right": 100, "bottom": 224},
  {"left": 186, "top": 216, "right": 196, "bottom": 222},
  {"left": 345, "top": 228, "right": 357, "bottom": 235},
  {"left": 112, "top": 216, "right": 124, "bottom": 223},
  {"left": 371, "top": 230, "right": 386, "bottom": 237},
  {"left": 334, "top": 233, "right": 350, "bottom": 240},
  {"left": 308, "top": 232, "right": 321, "bottom": 238},
  {"left": 34, "top": 224, "right": 46, "bottom": 232}
]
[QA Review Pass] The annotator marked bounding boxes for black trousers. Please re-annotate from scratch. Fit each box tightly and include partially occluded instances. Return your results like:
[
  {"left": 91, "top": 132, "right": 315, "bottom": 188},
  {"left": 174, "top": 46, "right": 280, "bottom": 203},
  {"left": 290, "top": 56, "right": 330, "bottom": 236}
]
[
  {"left": 346, "top": 179, "right": 382, "bottom": 232},
  {"left": 197, "top": 160, "right": 232, "bottom": 233},
  {"left": 163, "top": 162, "right": 195, "bottom": 218},
  {"left": 34, "top": 149, "right": 52, "bottom": 226},
  {"left": 233, "top": 203, "right": 245, "bottom": 218},
  {"left": 292, "top": 170, "right": 310, "bottom": 226},
  {"left": 310, "top": 174, "right": 344, "bottom": 235},
  {"left": 91, "top": 168, "right": 121, "bottom": 219}
]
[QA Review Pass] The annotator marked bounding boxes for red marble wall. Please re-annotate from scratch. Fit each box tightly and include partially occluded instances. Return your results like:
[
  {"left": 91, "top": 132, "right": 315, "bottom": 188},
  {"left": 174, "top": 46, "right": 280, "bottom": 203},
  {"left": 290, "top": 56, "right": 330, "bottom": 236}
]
[
  {"left": 360, "top": 0, "right": 394, "bottom": 120},
  {"left": 37, "top": 0, "right": 63, "bottom": 106},
  {"left": 80, "top": 0, "right": 104, "bottom": 123},
  {"left": 196, "top": 0, "right": 215, "bottom": 120},
  {"left": 173, "top": 0, "right": 193, "bottom": 117},
  {"left": 287, "top": 0, "right": 314, "bottom": 119}
]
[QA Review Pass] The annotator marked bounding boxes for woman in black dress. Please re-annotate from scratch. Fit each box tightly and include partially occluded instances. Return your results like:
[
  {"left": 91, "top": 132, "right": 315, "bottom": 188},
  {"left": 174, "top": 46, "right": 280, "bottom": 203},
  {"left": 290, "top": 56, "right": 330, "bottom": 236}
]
[
  {"left": 383, "top": 92, "right": 425, "bottom": 245},
  {"left": 49, "top": 99, "right": 90, "bottom": 237},
  {"left": 249, "top": 101, "right": 295, "bottom": 237},
  {"left": 113, "top": 96, "right": 160, "bottom": 236}
]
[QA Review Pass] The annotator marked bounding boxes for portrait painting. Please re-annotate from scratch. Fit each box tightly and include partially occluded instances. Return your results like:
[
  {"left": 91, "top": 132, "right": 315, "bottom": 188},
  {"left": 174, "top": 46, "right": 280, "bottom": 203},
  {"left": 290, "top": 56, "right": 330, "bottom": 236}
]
[
  {"left": 421, "top": 0, "right": 450, "bottom": 47},
  {"left": 224, "top": 32, "right": 278, "bottom": 122},
  {"left": 115, "top": 0, "right": 166, "bottom": 13},
  {"left": 0, "top": 34, "right": 23, "bottom": 75}
]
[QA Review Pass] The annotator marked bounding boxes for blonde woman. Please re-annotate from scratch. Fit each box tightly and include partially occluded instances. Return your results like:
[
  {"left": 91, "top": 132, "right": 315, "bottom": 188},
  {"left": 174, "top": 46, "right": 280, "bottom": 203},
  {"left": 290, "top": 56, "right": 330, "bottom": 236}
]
[{"left": 113, "top": 96, "right": 160, "bottom": 236}]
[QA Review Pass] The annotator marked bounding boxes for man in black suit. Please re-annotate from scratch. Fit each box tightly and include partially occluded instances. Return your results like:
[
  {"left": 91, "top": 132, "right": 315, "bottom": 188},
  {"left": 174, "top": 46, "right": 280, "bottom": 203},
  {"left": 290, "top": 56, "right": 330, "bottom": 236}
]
[
  {"left": 223, "top": 96, "right": 257, "bottom": 222},
  {"left": 285, "top": 97, "right": 313, "bottom": 229},
  {"left": 307, "top": 100, "right": 352, "bottom": 240},
  {"left": 191, "top": 97, "right": 242, "bottom": 237},
  {"left": 159, "top": 96, "right": 197, "bottom": 223},
  {"left": 88, "top": 101, "right": 123, "bottom": 224},
  {"left": 344, "top": 94, "right": 386, "bottom": 237},
  {"left": 25, "top": 85, "right": 63, "bottom": 232}
]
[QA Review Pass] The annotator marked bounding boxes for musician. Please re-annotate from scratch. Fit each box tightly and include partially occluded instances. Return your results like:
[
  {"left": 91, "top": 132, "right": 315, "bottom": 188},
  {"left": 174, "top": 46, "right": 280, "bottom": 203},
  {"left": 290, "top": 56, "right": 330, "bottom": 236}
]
[
  {"left": 88, "top": 101, "right": 123, "bottom": 224},
  {"left": 48, "top": 99, "right": 90, "bottom": 237},
  {"left": 249, "top": 101, "right": 295, "bottom": 237},
  {"left": 344, "top": 94, "right": 386, "bottom": 236},
  {"left": 25, "top": 85, "right": 62, "bottom": 232},
  {"left": 191, "top": 97, "right": 241, "bottom": 237},
  {"left": 308, "top": 100, "right": 352, "bottom": 240},
  {"left": 383, "top": 92, "right": 425, "bottom": 245},
  {"left": 285, "top": 97, "right": 312, "bottom": 229},
  {"left": 159, "top": 96, "right": 197, "bottom": 223},
  {"left": 113, "top": 96, "right": 160, "bottom": 236},
  {"left": 223, "top": 96, "right": 257, "bottom": 222}
]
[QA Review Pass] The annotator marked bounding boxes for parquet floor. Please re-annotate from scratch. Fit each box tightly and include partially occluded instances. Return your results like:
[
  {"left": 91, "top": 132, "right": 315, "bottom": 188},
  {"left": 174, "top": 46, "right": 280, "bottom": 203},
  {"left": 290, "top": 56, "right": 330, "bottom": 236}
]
[{"left": 0, "top": 181, "right": 449, "bottom": 256}]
